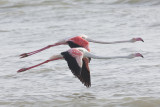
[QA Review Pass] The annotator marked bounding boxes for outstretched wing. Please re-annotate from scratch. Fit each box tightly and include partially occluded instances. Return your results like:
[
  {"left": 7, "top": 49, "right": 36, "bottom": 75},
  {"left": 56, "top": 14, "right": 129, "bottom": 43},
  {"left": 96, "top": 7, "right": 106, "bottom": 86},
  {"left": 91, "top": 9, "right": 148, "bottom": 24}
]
[
  {"left": 67, "top": 41, "right": 82, "bottom": 48},
  {"left": 61, "top": 49, "right": 91, "bottom": 87},
  {"left": 79, "top": 58, "right": 91, "bottom": 87},
  {"left": 61, "top": 51, "right": 82, "bottom": 78}
]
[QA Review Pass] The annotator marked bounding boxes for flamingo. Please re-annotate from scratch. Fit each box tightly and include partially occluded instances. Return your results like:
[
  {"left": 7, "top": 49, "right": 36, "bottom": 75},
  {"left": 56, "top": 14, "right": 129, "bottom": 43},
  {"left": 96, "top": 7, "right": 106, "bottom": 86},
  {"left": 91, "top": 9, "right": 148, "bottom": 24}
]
[
  {"left": 20, "top": 34, "right": 144, "bottom": 58},
  {"left": 17, "top": 48, "right": 143, "bottom": 87}
]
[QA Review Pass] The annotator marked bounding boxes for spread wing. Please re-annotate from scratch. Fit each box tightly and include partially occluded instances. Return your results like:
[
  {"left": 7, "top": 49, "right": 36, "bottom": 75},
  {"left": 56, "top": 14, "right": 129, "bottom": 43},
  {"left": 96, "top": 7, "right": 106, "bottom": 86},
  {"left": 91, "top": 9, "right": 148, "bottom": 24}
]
[
  {"left": 79, "top": 58, "right": 91, "bottom": 87},
  {"left": 61, "top": 51, "right": 82, "bottom": 78},
  {"left": 61, "top": 50, "right": 91, "bottom": 87}
]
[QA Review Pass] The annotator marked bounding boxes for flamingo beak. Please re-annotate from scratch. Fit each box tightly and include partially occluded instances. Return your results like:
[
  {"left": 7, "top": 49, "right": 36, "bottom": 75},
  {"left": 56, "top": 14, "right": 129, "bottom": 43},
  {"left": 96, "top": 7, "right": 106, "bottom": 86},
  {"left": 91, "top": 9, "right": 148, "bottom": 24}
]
[
  {"left": 134, "top": 38, "right": 144, "bottom": 42},
  {"left": 135, "top": 53, "right": 144, "bottom": 58},
  {"left": 141, "top": 39, "right": 144, "bottom": 42}
]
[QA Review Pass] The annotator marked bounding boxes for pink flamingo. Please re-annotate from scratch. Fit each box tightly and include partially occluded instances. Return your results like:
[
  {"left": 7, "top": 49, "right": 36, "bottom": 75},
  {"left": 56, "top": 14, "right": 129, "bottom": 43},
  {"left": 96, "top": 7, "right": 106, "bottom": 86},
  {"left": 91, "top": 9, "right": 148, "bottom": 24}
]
[
  {"left": 17, "top": 48, "right": 143, "bottom": 87},
  {"left": 20, "top": 34, "right": 144, "bottom": 58}
]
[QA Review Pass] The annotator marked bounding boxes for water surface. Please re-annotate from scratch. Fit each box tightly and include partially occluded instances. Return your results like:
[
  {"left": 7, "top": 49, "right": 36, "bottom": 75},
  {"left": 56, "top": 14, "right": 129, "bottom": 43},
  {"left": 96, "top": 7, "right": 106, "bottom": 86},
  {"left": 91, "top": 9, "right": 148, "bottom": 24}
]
[{"left": 0, "top": 0, "right": 160, "bottom": 107}]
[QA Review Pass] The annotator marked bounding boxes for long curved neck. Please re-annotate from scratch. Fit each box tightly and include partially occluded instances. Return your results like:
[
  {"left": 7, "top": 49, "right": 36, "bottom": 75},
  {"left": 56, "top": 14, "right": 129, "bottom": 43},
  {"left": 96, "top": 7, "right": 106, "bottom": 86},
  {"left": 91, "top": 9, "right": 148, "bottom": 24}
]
[
  {"left": 87, "top": 38, "right": 131, "bottom": 44},
  {"left": 84, "top": 52, "right": 130, "bottom": 59}
]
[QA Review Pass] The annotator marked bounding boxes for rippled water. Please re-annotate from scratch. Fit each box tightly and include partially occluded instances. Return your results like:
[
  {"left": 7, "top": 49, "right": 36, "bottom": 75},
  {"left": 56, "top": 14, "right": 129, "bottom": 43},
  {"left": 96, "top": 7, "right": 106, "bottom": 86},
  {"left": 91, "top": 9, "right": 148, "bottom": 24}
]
[{"left": 0, "top": 0, "right": 160, "bottom": 107}]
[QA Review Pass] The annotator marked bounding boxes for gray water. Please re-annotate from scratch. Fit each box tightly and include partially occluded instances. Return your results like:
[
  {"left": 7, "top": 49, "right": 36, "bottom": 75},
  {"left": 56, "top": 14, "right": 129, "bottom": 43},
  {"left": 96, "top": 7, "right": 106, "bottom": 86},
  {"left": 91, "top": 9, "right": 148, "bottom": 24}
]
[{"left": 0, "top": 0, "right": 160, "bottom": 107}]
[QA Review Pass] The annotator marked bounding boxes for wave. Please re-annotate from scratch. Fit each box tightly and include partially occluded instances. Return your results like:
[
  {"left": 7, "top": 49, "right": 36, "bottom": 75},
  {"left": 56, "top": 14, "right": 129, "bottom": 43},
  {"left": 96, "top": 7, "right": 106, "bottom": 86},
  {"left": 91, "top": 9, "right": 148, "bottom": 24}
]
[
  {"left": 112, "top": 0, "right": 160, "bottom": 5},
  {"left": 1, "top": 0, "right": 160, "bottom": 9},
  {"left": 2, "top": 0, "right": 160, "bottom": 8},
  {"left": 1, "top": 97, "right": 160, "bottom": 107}
]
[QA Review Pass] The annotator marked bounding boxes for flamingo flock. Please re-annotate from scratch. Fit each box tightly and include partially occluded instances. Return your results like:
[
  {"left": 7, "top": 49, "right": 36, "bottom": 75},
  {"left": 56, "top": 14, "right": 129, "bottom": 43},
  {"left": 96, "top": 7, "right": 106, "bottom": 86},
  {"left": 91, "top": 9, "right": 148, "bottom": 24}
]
[{"left": 18, "top": 34, "right": 144, "bottom": 87}]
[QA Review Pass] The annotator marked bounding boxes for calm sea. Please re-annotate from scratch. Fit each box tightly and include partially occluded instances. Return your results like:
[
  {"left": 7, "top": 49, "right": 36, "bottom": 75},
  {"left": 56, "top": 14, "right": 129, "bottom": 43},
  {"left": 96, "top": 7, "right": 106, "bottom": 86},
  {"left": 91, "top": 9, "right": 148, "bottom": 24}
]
[{"left": 0, "top": 0, "right": 160, "bottom": 107}]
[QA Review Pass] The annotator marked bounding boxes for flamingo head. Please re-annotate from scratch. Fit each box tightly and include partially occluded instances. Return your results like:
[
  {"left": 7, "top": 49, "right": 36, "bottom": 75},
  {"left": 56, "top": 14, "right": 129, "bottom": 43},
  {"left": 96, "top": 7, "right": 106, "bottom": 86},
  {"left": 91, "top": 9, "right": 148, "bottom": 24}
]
[
  {"left": 128, "top": 53, "right": 144, "bottom": 58},
  {"left": 135, "top": 53, "right": 144, "bottom": 58},
  {"left": 131, "top": 38, "right": 144, "bottom": 42},
  {"left": 80, "top": 34, "right": 88, "bottom": 39}
]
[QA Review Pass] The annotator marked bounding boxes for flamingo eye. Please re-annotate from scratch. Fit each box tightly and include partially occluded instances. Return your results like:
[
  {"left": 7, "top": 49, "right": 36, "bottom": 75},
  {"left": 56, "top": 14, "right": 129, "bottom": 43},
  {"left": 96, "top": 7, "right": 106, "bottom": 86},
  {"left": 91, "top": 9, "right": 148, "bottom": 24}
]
[
  {"left": 81, "top": 36, "right": 85, "bottom": 39},
  {"left": 81, "top": 35, "right": 87, "bottom": 39}
]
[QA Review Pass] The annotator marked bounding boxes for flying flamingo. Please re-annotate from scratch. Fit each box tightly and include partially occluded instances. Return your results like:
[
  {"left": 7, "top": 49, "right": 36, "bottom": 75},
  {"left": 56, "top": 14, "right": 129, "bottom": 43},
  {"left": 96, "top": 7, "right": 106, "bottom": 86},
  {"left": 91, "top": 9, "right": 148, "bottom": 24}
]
[
  {"left": 20, "top": 34, "right": 144, "bottom": 58},
  {"left": 17, "top": 48, "right": 143, "bottom": 87}
]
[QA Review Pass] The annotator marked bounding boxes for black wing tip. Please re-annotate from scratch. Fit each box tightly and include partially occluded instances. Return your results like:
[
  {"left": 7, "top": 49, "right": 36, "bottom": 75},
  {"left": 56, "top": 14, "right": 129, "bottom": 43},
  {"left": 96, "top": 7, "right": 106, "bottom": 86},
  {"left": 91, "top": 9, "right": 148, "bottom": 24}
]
[
  {"left": 77, "top": 75, "right": 91, "bottom": 88},
  {"left": 80, "top": 58, "right": 91, "bottom": 88},
  {"left": 85, "top": 84, "right": 91, "bottom": 88}
]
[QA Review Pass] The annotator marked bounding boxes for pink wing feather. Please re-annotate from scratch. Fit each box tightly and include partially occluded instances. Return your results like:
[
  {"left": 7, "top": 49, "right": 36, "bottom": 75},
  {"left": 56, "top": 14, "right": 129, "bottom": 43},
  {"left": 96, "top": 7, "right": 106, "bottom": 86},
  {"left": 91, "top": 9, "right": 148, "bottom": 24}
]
[{"left": 68, "top": 48, "right": 83, "bottom": 68}]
